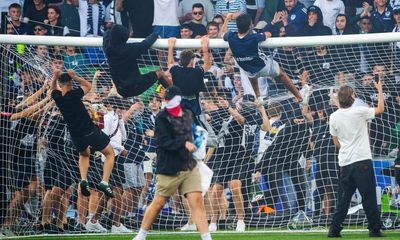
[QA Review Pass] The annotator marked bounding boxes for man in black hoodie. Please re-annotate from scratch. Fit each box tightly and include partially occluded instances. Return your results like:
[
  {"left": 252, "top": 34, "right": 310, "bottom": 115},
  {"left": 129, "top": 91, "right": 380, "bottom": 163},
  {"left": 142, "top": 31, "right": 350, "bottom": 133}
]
[
  {"left": 300, "top": 5, "right": 332, "bottom": 36},
  {"left": 103, "top": 24, "right": 171, "bottom": 98}
]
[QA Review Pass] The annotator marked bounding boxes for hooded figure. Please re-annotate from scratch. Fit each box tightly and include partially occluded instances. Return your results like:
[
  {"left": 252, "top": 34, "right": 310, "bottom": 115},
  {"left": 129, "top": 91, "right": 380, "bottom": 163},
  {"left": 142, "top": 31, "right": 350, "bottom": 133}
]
[
  {"left": 300, "top": 5, "right": 332, "bottom": 36},
  {"left": 103, "top": 24, "right": 171, "bottom": 98}
]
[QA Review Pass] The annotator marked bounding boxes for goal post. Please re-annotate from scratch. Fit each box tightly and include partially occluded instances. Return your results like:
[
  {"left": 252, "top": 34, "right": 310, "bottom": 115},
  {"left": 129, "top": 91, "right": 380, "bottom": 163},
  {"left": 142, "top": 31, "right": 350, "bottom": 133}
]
[{"left": 0, "top": 33, "right": 399, "bottom": 236}]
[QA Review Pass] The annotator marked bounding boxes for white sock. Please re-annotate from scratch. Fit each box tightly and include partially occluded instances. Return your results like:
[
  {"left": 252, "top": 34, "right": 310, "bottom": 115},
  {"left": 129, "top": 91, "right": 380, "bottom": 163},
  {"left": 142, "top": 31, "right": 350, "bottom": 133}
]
[
  {"left": 87, "top": 212, "right": 94, "bottom": 221},
  {"left": 137, "top": 228, "right": 148, "bottom": 239},
  {"left": 201, "top": 232, "right": 212, "bottom": 240},
  {"left": 100, "top": 180, "right": 109, "bottom": 185}
]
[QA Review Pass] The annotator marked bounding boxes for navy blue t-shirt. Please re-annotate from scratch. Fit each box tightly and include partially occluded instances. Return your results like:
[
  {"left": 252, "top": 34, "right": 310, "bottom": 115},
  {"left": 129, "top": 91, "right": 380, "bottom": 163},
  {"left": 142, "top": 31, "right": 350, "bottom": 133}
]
[{"left": 223, "top": 31, "right": 266, "bottom": 74}]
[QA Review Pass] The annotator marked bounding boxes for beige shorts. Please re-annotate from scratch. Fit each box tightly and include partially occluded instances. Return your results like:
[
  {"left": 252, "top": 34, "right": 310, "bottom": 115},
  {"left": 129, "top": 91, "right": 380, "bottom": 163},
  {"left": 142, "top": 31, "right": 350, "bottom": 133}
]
[{"left": 155, "top": 166, "right": 201, "bottom": 197}]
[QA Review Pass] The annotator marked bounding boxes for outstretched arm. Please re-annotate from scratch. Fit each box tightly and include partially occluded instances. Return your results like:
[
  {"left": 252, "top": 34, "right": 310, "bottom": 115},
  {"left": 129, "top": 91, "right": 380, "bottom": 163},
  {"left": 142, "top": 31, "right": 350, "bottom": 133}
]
[
  {"left": 374, "top": 78, "right": 384, "bottom": 115},
  {"left": 201, "top": 35, "right": 211, "bottom": 72},
  {"left": 167, "top": 37, "right": 176, "bottom": 70},
  {"left": 15, "top": 82, "right": 49, "bottom": 111},
  {"left": 128, "top": 32, "right": 159, "bottom": 57},
  {"left": 50, "top": 68, "right": 62, "bottom": 92},
  {"left": 221, "top": 13, "right": 233, "bottom": 39},
  {"left": 67, "top": 69, "right": 92, "bottom": 94}
]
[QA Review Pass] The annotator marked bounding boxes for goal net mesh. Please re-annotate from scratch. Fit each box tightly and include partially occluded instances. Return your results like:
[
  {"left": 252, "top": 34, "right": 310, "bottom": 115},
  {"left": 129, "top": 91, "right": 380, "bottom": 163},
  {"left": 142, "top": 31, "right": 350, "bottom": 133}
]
[{"left": 0, "top": 36, "right": 399, "bottom": 235}]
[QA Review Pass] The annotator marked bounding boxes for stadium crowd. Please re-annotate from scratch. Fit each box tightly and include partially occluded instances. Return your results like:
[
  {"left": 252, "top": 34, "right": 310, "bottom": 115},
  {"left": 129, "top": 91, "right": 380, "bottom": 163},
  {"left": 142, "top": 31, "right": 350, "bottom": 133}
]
[{"left": 0, "top": 0, "right": 400, "bottom": 237}]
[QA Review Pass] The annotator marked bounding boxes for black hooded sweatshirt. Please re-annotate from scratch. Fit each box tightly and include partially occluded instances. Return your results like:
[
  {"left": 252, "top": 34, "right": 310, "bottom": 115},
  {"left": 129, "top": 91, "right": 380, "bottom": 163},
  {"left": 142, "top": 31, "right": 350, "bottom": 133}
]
[
  {"left": 103, "top": 24, "right": 158, "bottom": 88},
  {"left": 300, "top": 6, "right": 332, "bottom": 36}
]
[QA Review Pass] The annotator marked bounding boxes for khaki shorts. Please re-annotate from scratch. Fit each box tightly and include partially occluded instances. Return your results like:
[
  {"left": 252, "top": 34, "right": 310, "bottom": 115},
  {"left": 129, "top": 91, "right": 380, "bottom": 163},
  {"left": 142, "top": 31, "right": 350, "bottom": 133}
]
[{"left": 155, "top": 166, "right": 201, "bottom": 197}]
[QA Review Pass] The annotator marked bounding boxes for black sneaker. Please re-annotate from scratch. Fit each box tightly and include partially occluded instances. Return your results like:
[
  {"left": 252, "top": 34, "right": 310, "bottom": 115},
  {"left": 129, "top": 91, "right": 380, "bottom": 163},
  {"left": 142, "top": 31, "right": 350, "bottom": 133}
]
[
  {"left": 328, "top": 226, "right": 342, "bottom": 238},
  {"left": 369, "top": 229, "right": 384, "bottom": 237},
  {"left": 98, "top": 182, "right": 114, "bottom": 198},
  {"left": 80, "top": 180, "right": 91, "bottom": 197}
]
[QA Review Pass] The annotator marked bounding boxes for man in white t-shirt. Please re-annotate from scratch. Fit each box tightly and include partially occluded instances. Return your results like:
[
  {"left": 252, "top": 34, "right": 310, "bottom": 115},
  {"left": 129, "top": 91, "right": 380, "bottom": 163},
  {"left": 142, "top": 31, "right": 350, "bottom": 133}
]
[
  {"left": 313, "top": 0, "right": 345, "bottom": 32},
  {"left": 328, "top": 83, "right": 384, "bottom": 238}
]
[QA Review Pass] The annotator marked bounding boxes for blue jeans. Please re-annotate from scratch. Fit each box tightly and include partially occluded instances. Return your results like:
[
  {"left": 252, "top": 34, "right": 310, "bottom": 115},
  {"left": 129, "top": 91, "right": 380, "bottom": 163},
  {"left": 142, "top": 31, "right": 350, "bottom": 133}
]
[{"left": 153, "top": 25, "right": 180, "bottom": 38}]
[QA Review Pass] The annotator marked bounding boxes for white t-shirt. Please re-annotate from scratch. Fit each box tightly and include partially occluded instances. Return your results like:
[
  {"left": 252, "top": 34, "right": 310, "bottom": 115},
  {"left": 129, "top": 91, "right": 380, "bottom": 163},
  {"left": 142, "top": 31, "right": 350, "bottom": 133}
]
[
  {"left": 313, "top": 0, "right": 345, "bottom": 32},
  {"left": 329, "top": 106, "right": 375, "bottom": 167},
  {"left": 153, "top": 0, "right": 180, "bottom": 26}
]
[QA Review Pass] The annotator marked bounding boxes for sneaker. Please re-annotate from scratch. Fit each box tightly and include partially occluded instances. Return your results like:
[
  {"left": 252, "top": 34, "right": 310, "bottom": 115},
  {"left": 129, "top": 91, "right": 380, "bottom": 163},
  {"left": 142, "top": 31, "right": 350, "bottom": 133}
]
[
  {"left": 236, "top": 220, "right": 245, "bottom": 232},
  {"left": 369, "top": 229, "right": 384, "bottom": 237},
  {"left": 180, "top": 223, "right": 197, "bottom": 231},
  {"left": 111, "top": 224, "right": 132, "bottom": 233},
  {"left": 97, "top": 182, "right": 114, "bottom": 198},
  {"left": 328, "top": 226, "right": 342, "bottom": 238},
  {"left": 85, "top": 219, "right": 107, "bottom": 233},
  {"left": 80, "top": 180, "right": 91, "bottom": 197},
  {"left": 132, "top": 236, "right": 145, "bottom": 240},
  {"left": 209, "top": 223, "right": 217, "bottom": 232}
]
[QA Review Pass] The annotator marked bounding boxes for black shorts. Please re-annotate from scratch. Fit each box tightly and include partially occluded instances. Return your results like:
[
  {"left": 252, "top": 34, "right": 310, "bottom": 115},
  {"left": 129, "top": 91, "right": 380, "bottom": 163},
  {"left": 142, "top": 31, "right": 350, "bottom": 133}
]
[
  {"left": 44, "top": 152, "right": 77, "bottom": 191},
  {"left": 71, "top": 126, "right": 110, "bottom": 153},
  {"left": 209, "top": 147, "right": 251, "bottom": 184},
  {"left": 115, "top": 72, "right": 158, "bottom": 98}
]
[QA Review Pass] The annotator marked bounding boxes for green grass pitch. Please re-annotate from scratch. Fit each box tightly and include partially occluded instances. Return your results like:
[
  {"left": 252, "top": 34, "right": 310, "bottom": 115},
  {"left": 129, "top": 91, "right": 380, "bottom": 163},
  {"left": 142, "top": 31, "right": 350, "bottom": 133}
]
[{"left": 20, "top": 231, "right": 400, "bottom": 240}]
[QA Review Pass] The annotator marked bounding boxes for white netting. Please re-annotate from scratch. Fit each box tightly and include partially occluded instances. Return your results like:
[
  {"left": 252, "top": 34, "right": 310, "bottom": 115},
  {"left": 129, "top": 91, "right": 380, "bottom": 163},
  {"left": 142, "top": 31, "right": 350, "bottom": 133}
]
[{"left": 0, "top": 34, "right": 399, "bottom": 236}]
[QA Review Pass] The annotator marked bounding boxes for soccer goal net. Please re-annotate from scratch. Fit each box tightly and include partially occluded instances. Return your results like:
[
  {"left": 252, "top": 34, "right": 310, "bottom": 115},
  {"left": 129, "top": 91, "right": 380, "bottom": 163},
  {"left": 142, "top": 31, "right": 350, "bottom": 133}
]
[{"left": 0, "top": 33, "right": 399, "bottom": 236}]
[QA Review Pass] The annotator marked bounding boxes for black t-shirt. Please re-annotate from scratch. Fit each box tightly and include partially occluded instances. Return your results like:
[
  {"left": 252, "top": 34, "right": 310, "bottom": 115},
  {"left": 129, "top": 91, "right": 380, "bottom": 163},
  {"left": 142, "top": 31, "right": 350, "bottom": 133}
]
[
  {"left": 12, "top": 22, "right": 29, "bottom": 35},
  {"left": 188, "top": 21, "right": 207, "bottom": 38},
  {"left": 170, "top": 65, "right": 206, "bottom": 97},
  {"left": 303, "top": 51, "right": 337, "bottom": 85},
  {"left": 25, "top": 5, "right": 48, "bottom": 24},
  {"left": 51, "top": 88, "right": 94, "bottom": 137}
]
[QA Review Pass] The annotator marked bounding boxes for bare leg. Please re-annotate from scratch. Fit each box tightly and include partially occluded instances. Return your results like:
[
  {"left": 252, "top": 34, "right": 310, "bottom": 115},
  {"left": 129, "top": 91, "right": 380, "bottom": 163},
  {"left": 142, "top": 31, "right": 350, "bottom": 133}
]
[
  {"left": 91, "top": 193, "right": 110, "bottom": 223},
  {"left": 182, "top": 196, "right": 193, "bottom": 224},
  {"left": 230, "top": 180, "right": 244, "bottom": 221},
  {"left": 140, "top": 172, "right": 153, "bottom": 207},
  {"left": 100, "top": 144, "right": 115, "bottom": 182},
  {"left": 140, "top": 195, "right": 168, "bottom": 231},
  {"left": 112, "top": 187, "right": 123, "bottom": 227},
  {"left": 121, "top": 188, "right": 132, "bottom": 217},
  {"left": 41, "top": 190, "right": 52, "bottom": 225},
  {"left": 210, "top": 184, "right": 223, "bottom": 224},
  {"left": 171, "top": 191, "right": 180, "bottom": 213},
  {"left": 77, "top": 189, "right": 89, "bottom": 224},
  {"left": 249, "top": 77, "right": 261, "bottom": 98},
  {"left": 51, "top": 187, "right": 64, "bottom": 228},
  {"left": 61, "top": 186, "right": 73, "bottom": 226},
  {"left": 277, "top": 69, "right": 302, "bottom": 101},
  {"left": 89, "top": 190, "right": 99, "bottom": 216},
  {"left": 186, "top": 192, "right": 209, "bottom": 234},
  {"left": 79, "top": 147, "right": 91, "bottom": 180}
]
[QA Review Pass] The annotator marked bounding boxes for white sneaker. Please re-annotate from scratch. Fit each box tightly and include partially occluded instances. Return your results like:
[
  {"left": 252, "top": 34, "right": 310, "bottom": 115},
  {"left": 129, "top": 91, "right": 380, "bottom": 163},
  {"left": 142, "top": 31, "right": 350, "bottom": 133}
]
[
  {"left": 236, "top": 220, "right": 246, "bottom": 232},
  {"left": 180, "top": 223, "right": 197, "bottom": 231},
  {"left": 111, "top": 223, "right": 132, "bottom": 233},
  {"left": 132, "top": 237, "right": 145, "bottom": 240},
  {"left": 85, "top": 219, "right": 107, "bottom": 233},
  {"left": 209, "top": 223, "right": 217, "bottom": 232}
]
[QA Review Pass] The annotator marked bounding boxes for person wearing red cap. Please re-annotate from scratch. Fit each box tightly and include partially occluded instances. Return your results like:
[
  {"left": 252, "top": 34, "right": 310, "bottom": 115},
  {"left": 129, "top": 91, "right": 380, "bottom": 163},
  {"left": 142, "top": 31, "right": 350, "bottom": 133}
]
[{"left": 133, "top": 86, "right": 212, "bottom": 240}]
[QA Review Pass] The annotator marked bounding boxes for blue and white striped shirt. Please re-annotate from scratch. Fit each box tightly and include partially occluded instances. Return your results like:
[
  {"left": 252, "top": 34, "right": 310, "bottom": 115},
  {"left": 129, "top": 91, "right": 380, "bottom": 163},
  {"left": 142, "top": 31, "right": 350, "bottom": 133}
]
[{"left": 215, "top": 0, "right": 247, "bottom": 31}]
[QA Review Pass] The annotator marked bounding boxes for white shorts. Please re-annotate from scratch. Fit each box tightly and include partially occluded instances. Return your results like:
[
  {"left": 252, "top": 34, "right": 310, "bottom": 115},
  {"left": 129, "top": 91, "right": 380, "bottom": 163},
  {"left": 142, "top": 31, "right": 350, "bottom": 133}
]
[
  {"left": 123, "top": 163, "right": 145, "bottom": 189},
  {"left": 144, "top": 152, "right": 156, "bottom": 174},
  {"left": 247, "top": 56, "right": 280, "bottom": 79}
]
